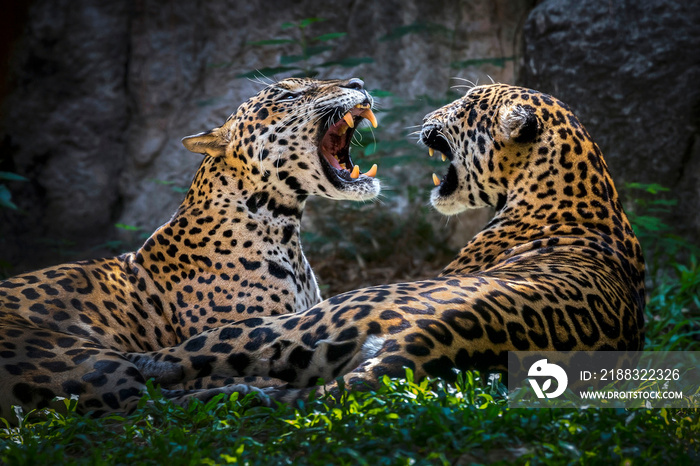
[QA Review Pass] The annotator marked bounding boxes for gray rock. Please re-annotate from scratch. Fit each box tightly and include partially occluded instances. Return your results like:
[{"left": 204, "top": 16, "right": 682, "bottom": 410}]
[
  {"left": 0, "top": 0, "right": 569, "bottom": 275},
  {"left": 1, "top": 0, "right": 130, "bottom": 264},
  {"left": 519, "top": 0, "right": 700, "bottom": 240}
]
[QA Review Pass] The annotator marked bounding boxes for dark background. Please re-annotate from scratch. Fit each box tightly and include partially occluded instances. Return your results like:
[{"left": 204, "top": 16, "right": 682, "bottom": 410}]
[{"left": 1, "top": 0, "right": 698, "bottom": 295}]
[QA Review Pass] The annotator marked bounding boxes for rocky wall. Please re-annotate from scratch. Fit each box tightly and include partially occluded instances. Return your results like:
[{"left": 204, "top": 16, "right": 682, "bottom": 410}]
[
  {"left": 520, "top": 0, "right": 700, "bottom": 241},
  {"left": 1, "top": 0, "right": 531, "bottom": 273}
]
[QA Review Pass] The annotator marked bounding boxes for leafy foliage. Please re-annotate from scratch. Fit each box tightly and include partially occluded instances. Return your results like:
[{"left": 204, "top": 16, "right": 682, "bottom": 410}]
[
  {"left": 0, "top": 170, "right": 28, "bottom": 210},
  {"left": 1, "top": 374, "right": 698, "bottom": 464},
  {"left": 379, "top": 21, "right": 455, "bottom": 42},
  {"left": 624, "top": 183, "right": 700, "bottom": 351},
  {"left": 236, "top": 18, "right": 373, "bottom": 79}
]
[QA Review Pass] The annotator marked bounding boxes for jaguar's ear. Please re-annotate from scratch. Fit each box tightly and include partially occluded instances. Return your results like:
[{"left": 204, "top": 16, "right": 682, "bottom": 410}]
[
  {"left": 182, "top": 128, "right": 225, "bottom": 156},
  {"left": 499, "top": 104, "right": 539, "bottom": 143}
]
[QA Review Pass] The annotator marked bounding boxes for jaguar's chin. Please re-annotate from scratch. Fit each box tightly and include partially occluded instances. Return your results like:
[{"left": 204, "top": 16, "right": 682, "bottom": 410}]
[{"left": 429, "top": 166, "right": 467, "bottom": 215}]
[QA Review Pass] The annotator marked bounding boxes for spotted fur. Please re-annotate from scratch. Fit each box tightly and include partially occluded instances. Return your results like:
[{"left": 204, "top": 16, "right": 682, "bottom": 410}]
[
  {"left": 0, "top": 78, "right": 380, "bottom": 420},
  {"left": 129, "top": 84, "right": 646, "bottom": 404}
]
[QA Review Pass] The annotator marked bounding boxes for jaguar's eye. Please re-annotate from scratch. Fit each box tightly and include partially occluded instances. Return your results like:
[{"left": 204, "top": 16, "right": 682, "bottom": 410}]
[{"left": 279, "top": 92, "right": 302, "bottom": 101}]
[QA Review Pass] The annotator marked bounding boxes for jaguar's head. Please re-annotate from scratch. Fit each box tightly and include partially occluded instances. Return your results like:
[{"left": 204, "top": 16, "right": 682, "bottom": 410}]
[
  {"left": 420, "top": 83, "right": 594, "bottom": 216},
  {"left": 183, "top": 77, "right": 380, "bottom": 202}
]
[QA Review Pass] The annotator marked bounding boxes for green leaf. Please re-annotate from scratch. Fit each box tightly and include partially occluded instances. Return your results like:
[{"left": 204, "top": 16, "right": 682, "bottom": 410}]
[
  {"left": 0, "top": 184, "right": 18, "bottom": 209},
  {"left": 314, "top": 32, "right": 347, "bottom": 42},
  {"left": 626, "top": 182, "right": 670, "bottom": 194},
  {"left": 380, "top": 21, "right": 454, "bottom": 42},
  {"left": 149, "top": 178, "right": 176, "bottom": 185},
  {"left": 299, "top": 17, "right": 325, "bottom": 28},
  {"left": 115, "top": 223, "right": 142, "bottom": 231},
  {"left": 303, "top": 45, "right": 333, "bottom": 57},
  {"left": 90, "top": 240, "right": 124, "bottom": 252},
  {"left": 196, "top": 98, "right": 219, "bottom": 107},
  {"left": 247, "top": 38, "right": 296, "bottom": 46},
  {"left": 648, "top": 198, "right": 677, "bottom": 206},
  {"left": 280, "top": 55, "right": 306, "bottom": 65},
  {"left": 0, "top": 171, "right": 28, "bottom": 182}
]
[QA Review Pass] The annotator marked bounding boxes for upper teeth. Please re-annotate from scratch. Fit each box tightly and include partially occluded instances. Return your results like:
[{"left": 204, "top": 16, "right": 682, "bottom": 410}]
[
  {"left": 330, "top": 105, "right": 380, "bottom": 181},
  {"left": 343, "top": 113, "right": 355, "bottom": 128},
  {"left": 429, "top": 148, "right": 448, "bottom": 186},
  {"left": 358, "top": 108, "right": 378, "bottom": 128},
  {"left": 340, "top": 106, "right": 378, "bottom": 129}
]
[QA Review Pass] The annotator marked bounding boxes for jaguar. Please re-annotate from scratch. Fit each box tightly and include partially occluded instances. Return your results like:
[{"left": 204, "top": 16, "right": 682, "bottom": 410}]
[
  {"left": 130, "top": 83, "right": 646, "bottom": 404},
  {"left": 0, "top": 77, "right": 381, "bottom": 420}
]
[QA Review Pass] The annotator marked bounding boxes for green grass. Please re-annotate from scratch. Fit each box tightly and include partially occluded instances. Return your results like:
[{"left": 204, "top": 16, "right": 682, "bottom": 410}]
[
  {"left": 643, "top": 255, "right": 700, "bottom": 352},
  {"left": 2, "top": 375, "right": 698, "bottom": 465},
  {"left": 0, "top": 291, "right": 698, "bottom": 465}
]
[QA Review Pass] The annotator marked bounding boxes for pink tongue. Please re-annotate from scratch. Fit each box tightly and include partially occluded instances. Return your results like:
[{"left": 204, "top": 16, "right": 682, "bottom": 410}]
[
  {"left": 321, "top": 122, "right": 347, "bottom": 170},
  {"left": 323, "top": 149, "right": 342, "bottom": 169}
]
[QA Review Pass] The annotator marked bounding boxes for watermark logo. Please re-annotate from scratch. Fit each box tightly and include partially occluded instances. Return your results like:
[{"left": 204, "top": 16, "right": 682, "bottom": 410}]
[
  {"left": 509, "top": 351, "right": 699, "bottom": 408},
  {"left": 527, "top": 358, "right": 568, "bottom": 399}
]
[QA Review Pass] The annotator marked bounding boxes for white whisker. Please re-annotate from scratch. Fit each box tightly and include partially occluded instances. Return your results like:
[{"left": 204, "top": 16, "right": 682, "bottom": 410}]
[{"left": 451, "top": 76, "right": 478, "bottom": 87}]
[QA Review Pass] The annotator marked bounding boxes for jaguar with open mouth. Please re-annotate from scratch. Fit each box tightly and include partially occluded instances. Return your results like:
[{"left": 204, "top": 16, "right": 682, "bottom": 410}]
[
  {"left": 241, "top": 77, "right": 383, "bottom": 201},
  {"left": 318, "top": 101, "right": 378, "bottom": 186},
  {"left": 0, "top": 78, "right": 388, "bottom": 420},
  {"left": 421, "top": 122, "right": 457, "bottom": 189}
]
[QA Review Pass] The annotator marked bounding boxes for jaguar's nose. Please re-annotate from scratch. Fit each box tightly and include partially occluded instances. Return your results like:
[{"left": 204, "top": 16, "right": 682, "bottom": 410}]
[{"left": 419, "top": 122, "right": 443, "bottom": 146}]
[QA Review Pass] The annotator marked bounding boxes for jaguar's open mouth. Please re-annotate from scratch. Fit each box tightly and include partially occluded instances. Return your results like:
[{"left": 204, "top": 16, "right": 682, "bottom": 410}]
[
  {"left": 420, "top": 124, "right": 458, "bottom": 197},
  {"left": 319, "top": 104, "right": 378, "bottom": 184}
]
